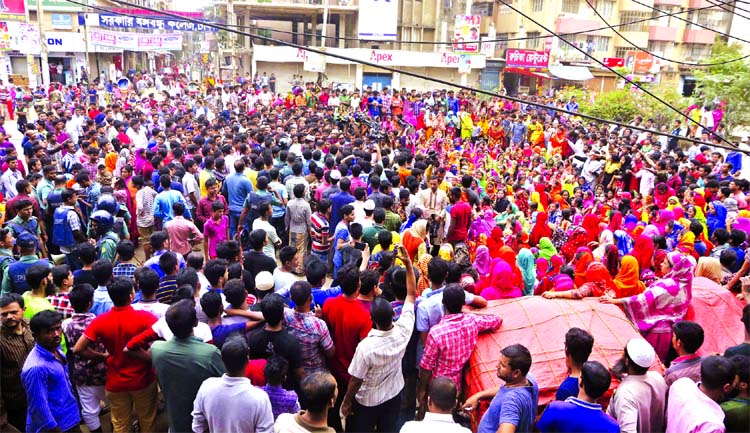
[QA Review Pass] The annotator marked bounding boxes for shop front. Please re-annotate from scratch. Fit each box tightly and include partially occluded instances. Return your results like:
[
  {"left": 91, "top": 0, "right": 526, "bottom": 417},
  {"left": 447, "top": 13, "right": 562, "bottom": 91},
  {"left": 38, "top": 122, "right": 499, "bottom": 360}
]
[
  {"left": 251, "top": 45, "right": 486, "bottom": 92},
  {"left": 502, "top": 49, "right": 551, "bottom": 96}
]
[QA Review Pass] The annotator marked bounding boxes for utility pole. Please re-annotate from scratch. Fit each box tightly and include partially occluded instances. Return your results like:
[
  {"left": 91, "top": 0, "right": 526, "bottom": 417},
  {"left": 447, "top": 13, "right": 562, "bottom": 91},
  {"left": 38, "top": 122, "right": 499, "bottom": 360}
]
[{"left": 36, "top": 0, "right": 50, "bottom": 86}]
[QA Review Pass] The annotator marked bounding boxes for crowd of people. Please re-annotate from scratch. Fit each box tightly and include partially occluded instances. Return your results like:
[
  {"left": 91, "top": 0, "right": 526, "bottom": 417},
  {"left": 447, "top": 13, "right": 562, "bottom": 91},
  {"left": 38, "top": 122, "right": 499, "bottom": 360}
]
[{"left": 0, "top": 70, "right": 748, "bottom": 433}]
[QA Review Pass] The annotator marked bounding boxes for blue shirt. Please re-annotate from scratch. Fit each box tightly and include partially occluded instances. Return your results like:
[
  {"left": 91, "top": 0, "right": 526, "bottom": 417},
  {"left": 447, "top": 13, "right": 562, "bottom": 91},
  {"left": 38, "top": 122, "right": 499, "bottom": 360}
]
[
  {"left": 224, "top": 172, "right": 254, "bottom": 213},
  {"left": 90, "top": 286, "right": 113, "bottom": 316},
  {"left": 21, "top": 344, "right": 81, "bottom": 433},
  {"left": 331, "top": 222, "right": 351, "bottom": 269},
  {"left": 154, "top": 189, "right": 191, "bottom": 222},
  {"left": 209, "top": 322, "right": 246, "bottom": 348},
  {"left": 478, "top": 375, "right": 539, "bottom": 433},
  {"left": 329, "top": 191, "right": 355, "bottom": 229},
  {"left": 536, "top": 397, "right": 619, "bottom": 433},
  {"left": 555, "top": 376, "right": 579, "bottom": 401}
]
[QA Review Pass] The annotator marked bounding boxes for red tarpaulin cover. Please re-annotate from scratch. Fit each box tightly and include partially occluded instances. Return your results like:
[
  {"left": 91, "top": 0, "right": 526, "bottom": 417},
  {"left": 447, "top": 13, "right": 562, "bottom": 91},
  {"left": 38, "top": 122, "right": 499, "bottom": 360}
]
[
  {"left": 464, "top": 297, "right": 661, "bottom": 409},
  {"left": 685, "top": 284, "right": 745, "bottom": 356}
]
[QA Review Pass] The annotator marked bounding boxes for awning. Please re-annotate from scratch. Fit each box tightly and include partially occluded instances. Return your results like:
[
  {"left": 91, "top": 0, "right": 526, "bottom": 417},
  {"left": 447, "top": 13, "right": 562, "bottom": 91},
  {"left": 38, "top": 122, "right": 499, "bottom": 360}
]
[
  {"left": 504, "top": 67, "right": 551, "bottom": 80},
  {"left": 548, "top": 65, "right": 594, "bottom": 81}
]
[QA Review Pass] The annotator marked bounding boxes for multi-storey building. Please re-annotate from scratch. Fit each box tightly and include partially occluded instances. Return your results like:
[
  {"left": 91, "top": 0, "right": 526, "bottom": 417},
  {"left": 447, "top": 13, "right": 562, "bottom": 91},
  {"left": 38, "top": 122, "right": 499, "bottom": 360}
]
[{"left": 223, "top": 0, "right": 734, "bottom": 94}]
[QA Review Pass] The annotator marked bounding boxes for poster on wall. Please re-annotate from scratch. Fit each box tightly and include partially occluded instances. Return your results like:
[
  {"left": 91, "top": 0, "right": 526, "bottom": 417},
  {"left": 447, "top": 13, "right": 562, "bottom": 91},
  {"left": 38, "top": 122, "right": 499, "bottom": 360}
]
[
  {"left": 0, "top": 23, "right": 10, "bottom": 50},
  {"left": 303, "top": 51, "right": 327, "bottom": 73},
  {"left": 458, "top": 54, "right": 472, "bottom": 73},
  {"left": 453, "top": 15, "right": 481, "bottom": 53},
  {"left": 0, "top": 0, "right": 25, "bottom": 22},
  {"left": 357, "top": 0, "right": 398, "bottom": 41}
]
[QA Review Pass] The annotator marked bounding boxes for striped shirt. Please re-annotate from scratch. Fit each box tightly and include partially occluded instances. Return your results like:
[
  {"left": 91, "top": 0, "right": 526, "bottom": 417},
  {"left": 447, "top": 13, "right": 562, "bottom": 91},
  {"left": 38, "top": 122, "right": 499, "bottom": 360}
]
[
  {"left": 283, "top": 309, "right": 334, "bottom": 374},
  {"left": 0, "top": 321, "right": 34, "bottom": 415},
  {"left": 348, "top": 302, "right": 415, "bottom": 407},
  {"left": 156, "top": 275, "right": 178, "bottom": 304},
  {"left": 310, "top": 212, "right": 330, "bottom": 254}
]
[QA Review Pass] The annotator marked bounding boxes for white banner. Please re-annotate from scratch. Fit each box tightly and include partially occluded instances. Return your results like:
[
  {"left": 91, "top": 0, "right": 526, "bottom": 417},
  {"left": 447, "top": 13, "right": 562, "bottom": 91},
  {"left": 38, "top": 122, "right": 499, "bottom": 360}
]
[
  {"left": 253, "top": 45, "right": 487, "bottom": 70},
  {"left": 303, "top": 51, "right": 327, "bottom": 73},
  {"left": 358, "top": 0, "right": 398, "bottom": 41},
  {"left": 89, "top": 28, "right": 183, "bottom": 51}
]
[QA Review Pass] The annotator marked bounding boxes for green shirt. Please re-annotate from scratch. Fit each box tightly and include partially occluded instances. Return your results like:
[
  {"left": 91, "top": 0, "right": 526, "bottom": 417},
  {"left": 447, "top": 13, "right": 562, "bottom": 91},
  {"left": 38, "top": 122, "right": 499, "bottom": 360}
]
[
  {"left": 151, "top": 336, "right": 226, "bottom": 433},
  {"left": 363, "top": 224, "right": 388, "bottom": 251},
  {"left": 721, "top": 397, "right": 749, "bottom": 433},
  {"left": 384, "top": 210, "right": 402, "bottom": 233},
  {"left": 20, "top": 292, "right": 67, "bottom": 353}
]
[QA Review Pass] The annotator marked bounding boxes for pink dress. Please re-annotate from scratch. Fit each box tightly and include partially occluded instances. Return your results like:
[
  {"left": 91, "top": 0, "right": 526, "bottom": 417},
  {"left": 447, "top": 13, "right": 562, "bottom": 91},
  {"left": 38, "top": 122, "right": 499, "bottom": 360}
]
[{"left": 203, "top": 215, "right": 228, "bottom": 259}]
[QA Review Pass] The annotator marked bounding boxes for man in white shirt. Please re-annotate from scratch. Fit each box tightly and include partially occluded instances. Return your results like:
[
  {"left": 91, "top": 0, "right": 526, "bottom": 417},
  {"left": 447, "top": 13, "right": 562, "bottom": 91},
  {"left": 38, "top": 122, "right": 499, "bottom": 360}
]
[
  {"left": 341, "top": 246, "right": 417, "bottom": 432},
  {"left": 400, "top": 377, "right": 471, "bottom": 433},
  {"left": 126, "top": 120, "right": 148, "bottom": 149},
  {"left": 192, "top": 336, "right": 274, "bottom": 433},
  {"left": 606, "top": 339, "right": 667, "bottom": 433},
  {"left": 182, "top": 160, "right": 201, "bottom": 216},
  {"left": 1, "top": 156, "right": 23, "bottom": 199}
]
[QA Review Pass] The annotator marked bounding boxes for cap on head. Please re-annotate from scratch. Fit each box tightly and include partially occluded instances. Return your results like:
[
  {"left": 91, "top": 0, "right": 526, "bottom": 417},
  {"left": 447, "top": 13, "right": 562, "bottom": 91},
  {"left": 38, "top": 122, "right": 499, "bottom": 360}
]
[{"left": 626, "top": 338, "right": 655, "bottom": 368}]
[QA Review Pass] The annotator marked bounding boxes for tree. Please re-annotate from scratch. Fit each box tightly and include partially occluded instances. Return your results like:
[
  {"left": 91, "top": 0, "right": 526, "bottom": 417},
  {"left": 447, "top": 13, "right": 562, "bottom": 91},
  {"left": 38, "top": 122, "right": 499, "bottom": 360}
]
[{"left": 694, "top": 41, "right": 750, "bottom": 131}]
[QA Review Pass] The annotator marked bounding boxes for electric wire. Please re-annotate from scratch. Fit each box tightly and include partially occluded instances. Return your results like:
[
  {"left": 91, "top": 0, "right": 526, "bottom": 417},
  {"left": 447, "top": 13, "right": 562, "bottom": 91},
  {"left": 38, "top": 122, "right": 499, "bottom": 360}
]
[
  {"left": 583, "top": 0, "right": 750, "bottom": 66},
  {"left": 62, "top": 0, "right": 748, "bottom": 154},
  {"left": 705, "top": 0, "right": 750, "bottom": 18},
  {"left": 72, "top": 0, "right": 746, "bottom": 47},
  {"left": 631, "top": 0, "right": 750, "bottom": 45}
]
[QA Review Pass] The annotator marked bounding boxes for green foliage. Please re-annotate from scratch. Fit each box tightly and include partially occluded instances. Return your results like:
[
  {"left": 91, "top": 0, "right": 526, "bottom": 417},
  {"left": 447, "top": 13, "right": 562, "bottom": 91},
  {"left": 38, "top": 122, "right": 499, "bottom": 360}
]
[
  {"left": 557, "top": 85, "right": 687, "bottom": 127},
  {"left": 694, "top": 41, "right": 750, "bottom": 130}
]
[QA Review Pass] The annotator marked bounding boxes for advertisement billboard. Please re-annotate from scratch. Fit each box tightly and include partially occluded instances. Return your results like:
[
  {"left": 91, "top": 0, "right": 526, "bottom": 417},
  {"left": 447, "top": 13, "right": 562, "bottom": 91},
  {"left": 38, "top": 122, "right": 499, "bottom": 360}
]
[
  {"left": 453, "top": 15, "right": 481, "bottom": 53},
  {"left": 624, "top": 51, "right": 655, "bottom": 74},
  {"left": 358, "top": 0, "right": 398, "bottom": 41},
  {"left": 0, "top": 0, "right": 25, "bottom": 21},
  {"left": 505, "top": 49, "right": 550, "bottom": 69}
]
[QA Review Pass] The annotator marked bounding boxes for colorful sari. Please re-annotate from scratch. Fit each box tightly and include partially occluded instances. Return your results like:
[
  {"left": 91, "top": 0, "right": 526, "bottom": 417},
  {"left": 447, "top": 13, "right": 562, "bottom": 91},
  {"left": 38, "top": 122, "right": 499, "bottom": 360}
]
[
  {"left": 613, "top": 256, "right": 646, "bottom": 298},
  {"left": 517, "top": 248, "right": 537, "bottom": 296},
  {"left": 480, "top": 259, "right": 523, "bottom": 300},
  {"left": 621, "top": 252, "right": 694, "bottom": 362},
  {"left": 574, "top": 251, "right": 594, "bottom": 288}
]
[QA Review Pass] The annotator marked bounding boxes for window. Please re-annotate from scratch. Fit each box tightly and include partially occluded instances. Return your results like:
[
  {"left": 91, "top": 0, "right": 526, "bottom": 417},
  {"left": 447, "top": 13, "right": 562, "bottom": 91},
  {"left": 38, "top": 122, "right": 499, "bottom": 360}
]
[
  {"left": 619, "top": 11, "right": 650, "bottom": 32},
  {"left": 497, "top": 33, "right": 510, "bottom": 51},
  {"left": 614, "top": 47, "right": 630, "bottom": 58},
  {"left": 471, "top": 2, "right": 494, "bottom": 16},
  {"left": 532, "top": 0, "right": 544, "bottom": 12},
  {"left": 526, "top": 31, "right": 541, "bottom": 49},
  {"left": 647, "top": 41, "right": 668, "bottom": 55},
  {"left": 499, "top": 4, "right": 512, "bottom": 14},
  {"left": 687, "top": 43, "right": 711, "bottom": 59},
  {"left": 593, "top": 35, "right": 610, "bottom": 52},
  {"left": 594, "top": 0, "right": 614, "bottom": 18},
  {"left": 561, "top": 0, "right": 579, "bottom": 14}
]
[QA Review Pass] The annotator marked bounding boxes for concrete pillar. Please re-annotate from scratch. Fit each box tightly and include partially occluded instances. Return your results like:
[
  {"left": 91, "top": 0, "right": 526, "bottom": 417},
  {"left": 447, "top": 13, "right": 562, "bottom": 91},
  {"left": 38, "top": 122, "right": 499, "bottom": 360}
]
[
  {"left": 355, "top": 63, "right": 363, "bottom": 89},
  {"left": 312, "top": 13, "right": 318, "bottom": 46}
]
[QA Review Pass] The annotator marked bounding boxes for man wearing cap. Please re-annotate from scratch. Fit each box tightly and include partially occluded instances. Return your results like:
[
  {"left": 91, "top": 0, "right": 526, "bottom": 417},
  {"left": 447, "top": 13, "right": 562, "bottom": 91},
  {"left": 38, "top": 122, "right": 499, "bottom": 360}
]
[
  {"left": 606, "top": 339, "right": 667, "bottom": 433},
  {"left": 6, "top": 199, "right": 47, "bottom": 258},
  {"left": 1, "top": 233, "right": 51, "bottom": 297}
]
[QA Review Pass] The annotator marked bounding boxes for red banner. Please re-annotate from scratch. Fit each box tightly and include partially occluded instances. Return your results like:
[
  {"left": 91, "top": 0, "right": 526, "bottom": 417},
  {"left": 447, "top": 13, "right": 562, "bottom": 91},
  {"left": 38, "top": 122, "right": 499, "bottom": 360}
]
[
  {"left": 505, "top": 49, "right": 550, "bottom": 69},
  {"left": 602, "top": 57, "right": 625, "bottom": 68}
]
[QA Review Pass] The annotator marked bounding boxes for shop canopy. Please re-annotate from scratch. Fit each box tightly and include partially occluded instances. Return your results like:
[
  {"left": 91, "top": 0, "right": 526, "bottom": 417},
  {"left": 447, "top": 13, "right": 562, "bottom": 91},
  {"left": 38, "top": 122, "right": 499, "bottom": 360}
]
[
  {"left": 504, "top": 67, "right": 551, "bottom": 80},
  {"left": 548, "top": 65, "right": 594, "bottom": 81}
]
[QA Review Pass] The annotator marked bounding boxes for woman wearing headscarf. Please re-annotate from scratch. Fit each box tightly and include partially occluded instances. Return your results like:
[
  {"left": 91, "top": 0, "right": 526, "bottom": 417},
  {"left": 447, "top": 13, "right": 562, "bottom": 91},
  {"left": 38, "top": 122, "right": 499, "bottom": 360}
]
[
  {"left": 603, "top": 244, "right": 621, "bottom": 278},
  {"left": 486, "top": 226, "right": 505, "bottom": 258},
  {"left": 593, "top": 229, "right": 614, "bottom": 261},
  {"left": 402, "top": 219, "right": 428, "bottom": 262},
  {"left": 542, "top": 262, "right": 617, "bottom": 299},
  {"left": 537, "top": 237, "right": 557, "bottom": 262},
  {"left": 654, "top": 209, "right": 675, "bottom": 236},
  {"left": 706, "top": 201, "right": 728, "bottom": 236},
  {"left": 613, "top": 256, "right": 646, "bottom": 298},
  {"left": 480, "top": 259, "right": 523, "bottom": 300},
  {"left": 415, "top": 254, "right": 432, "bottom": 296},
  {"left": 474, "top": 245, "right": 492, "bottom": 293},
  {"left": 536, "top": 255, "right": 565, "bottom": 294},
  {"left": 573, "top": 250, "right": 594, "bottom": 287},
  {"left": 529, "top": 211, "right": 553, "bottom": 247},
  {"left": 602, "top": 252, "right": 694, "bottom": 362},
  {"left": 582, "top": 214, "right": 601, "bottom": 244},
  {"left": 693, "top": 257, "right": 724, "bottom": 293},
  {"left": 498, "top": 246, "right": 524, "bottom": 288},
  {"left": 516, "top": 248, "right": 537, "bottom": 296},
  {"left": 608, "top": 210, "right": 624, "bottom": 233}
]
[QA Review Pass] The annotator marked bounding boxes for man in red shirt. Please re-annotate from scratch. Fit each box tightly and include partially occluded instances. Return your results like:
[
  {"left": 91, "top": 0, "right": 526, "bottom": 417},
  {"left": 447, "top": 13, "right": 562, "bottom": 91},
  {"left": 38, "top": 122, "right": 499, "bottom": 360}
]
[
  {"left": 322, "top": 263, "right": 371, "bottom": 429},
  {"left": 73, "top": 278, "right": 159, "bottom": 433},
  {"left": 446, "top": 187, "right": 472, "bottom": 244}
]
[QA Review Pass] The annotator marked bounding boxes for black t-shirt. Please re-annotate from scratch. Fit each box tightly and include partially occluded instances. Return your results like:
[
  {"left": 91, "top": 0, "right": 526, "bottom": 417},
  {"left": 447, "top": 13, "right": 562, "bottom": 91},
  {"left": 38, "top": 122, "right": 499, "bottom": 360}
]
[
  {"left": 73, "top": 269, "right": 97, "bottom": 287},
  {"left": 243, "top": 250, "right": 277, "bottom": 281},
  {"left": 725, "top": 342, "right": 750, "bottom": 358},
  {"left": 246, "top": 327, "right": 303, "bottom": 388}
]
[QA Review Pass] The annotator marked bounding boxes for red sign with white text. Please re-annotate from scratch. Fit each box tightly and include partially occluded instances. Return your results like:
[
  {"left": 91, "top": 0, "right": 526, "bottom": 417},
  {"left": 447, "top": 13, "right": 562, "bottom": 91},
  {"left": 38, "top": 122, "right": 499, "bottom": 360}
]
[
  {"left": 602, "top": 57, "right": 625, "bottom": 67},
  {"left": 505, "top": 49, "right": 550, "bottom": 69}
]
